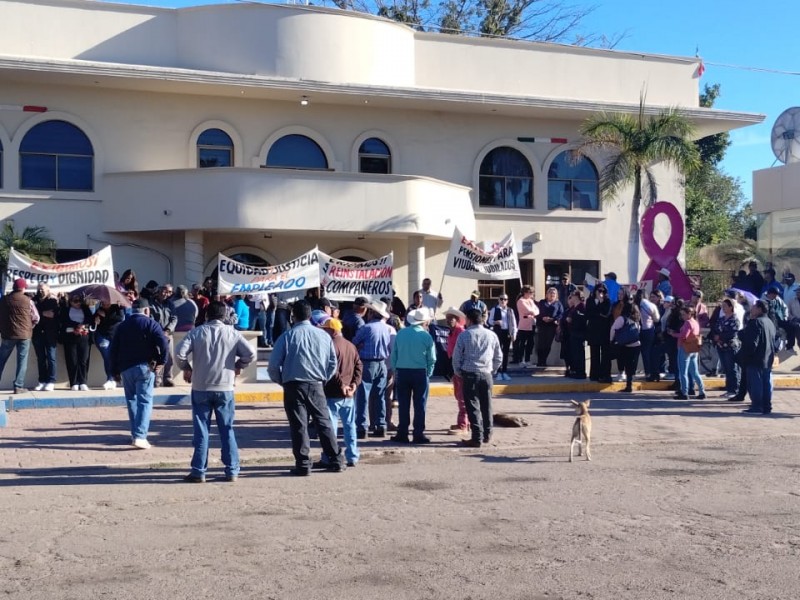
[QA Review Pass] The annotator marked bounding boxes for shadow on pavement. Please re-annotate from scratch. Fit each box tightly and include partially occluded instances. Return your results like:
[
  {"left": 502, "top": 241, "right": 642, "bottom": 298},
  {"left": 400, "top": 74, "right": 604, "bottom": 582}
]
[{"left": 0, "top": 464, "right": 290, "bottom": 487}]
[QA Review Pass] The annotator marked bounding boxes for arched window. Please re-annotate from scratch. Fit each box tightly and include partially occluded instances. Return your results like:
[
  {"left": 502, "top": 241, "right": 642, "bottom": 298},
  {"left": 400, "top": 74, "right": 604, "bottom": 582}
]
[
  {"left": 19, "top": 120, "right": 94, "bottom": 191},
  {"left": 266, "top": 134, "right": 328, "bottom": 170},
  {"left": 478, "top": 147, "right": 533, "bottom": 209},
  {"left": 358, "top": 138, "right": 391, "bottom": 174},
  {"left": 547, "top": 151, "right": 599, "bottom": 211},
  {"left": 197, "top": 128, "right": 234, "bottom": 168}
]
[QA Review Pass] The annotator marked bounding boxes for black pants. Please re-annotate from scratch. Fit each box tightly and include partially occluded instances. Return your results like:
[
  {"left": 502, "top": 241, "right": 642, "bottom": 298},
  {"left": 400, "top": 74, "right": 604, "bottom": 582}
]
[
  {"left": 536, "top": 324, "right": 556, "bottom": 366},
  {"left": 63, "top": 335, "right": 90, "bottom": 386},
  {"left": 589, "top": 342, "right": 611, "bottom": 380},
  {"left": 461, "top": 371, "right": 493, "bottom": 442},
  {"left": 495, "top": 329, "right": 511, "bottom": 373},
  {"left": 283, "top": 381, "right": 341, "bottom": 470},
  {"left": 513, "top": 329, "right": 535, "bottom": 363},
  {"left": 570, "top": 336, "right": 586, "bottom": 377},
  {"left": 617, "top": 345, "right": 641, "bottom": 387}
]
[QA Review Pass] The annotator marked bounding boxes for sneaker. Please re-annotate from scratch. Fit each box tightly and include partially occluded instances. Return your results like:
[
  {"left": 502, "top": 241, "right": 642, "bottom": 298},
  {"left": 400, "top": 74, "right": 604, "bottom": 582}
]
[
  {"left": 615, "top": 373, "right": 626, "bottom": 382},
  {"left": 663, "top": 374, "right": 676, "bottom": 381},
  {"left": 43, "top": 383, "right": 55, "bottom": 392},
  {"left": 79, "top": 384, "right": 89, "bottom": 392},
  {"left": 449, "top": 427, "right": 470, "bottom": 436},
  {"left": 71, "top": 385, "right": 80, "bottom": 391},
  {"left": 13, "top": 386, "right": 27, "bottom": 394},
  {"left": 520, "top": 361, "right": 528, "bottom": 368},
  {"left": 183, "top": 473, "right": 205, "bottom": 483},
  {"left": 34, "top": 382, "right": 45, "bottom": 391},
  {"left": 224, "top": 474, "right": 238, "bottom": 482},
  {"left": 102, "top": 379, "right": 117, "bottom": 390},
  {"left": 132, "top": 438, "right": 151, "bottom": 449}
]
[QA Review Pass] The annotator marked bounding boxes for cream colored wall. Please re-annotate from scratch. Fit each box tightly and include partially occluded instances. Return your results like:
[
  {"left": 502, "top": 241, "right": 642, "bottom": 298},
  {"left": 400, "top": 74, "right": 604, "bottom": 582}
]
[
  {"left": 0, "top": 78, "right": 685, "bottom": 306},
  {"left": 414, "top": 36, "right": 699, "bottom": 107},
  {"left": 753, "top": 162, "right": 800, "bottom": 213},
  {"left": 0, "top": 0, "right": 698, "bottom": 106}
]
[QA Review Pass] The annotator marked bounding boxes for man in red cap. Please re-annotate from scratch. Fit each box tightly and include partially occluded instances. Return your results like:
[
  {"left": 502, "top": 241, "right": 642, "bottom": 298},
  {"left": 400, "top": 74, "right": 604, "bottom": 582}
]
[{"left": 0, "top": 278, "right": 40, "bottom": 393}]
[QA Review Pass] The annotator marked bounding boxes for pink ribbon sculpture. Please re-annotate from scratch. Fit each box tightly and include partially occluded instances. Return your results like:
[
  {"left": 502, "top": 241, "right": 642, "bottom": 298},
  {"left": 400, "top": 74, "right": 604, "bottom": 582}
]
[{"left": 640, "top": 201, "right": 693, "bottom": 300}]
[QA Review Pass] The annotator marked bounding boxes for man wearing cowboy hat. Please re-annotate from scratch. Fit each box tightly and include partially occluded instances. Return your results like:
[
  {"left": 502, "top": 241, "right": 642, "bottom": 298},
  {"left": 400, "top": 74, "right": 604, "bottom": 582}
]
[
  {"left": 444, "top": 307, "right": 469, "bottom": 435},
  {"left": 352, "top": 299, "right": 394, "bottom": 438},
  {"left": 657, "top": 268, "right": 672, "bottom": 297},
  {"left": 390, "top": 307, "right": 436, "bottom": 444}
]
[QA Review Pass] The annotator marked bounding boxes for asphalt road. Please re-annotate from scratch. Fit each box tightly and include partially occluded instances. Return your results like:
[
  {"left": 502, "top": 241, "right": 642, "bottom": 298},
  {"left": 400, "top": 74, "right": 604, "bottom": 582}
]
[{"left": 3, "top": 435, "right": 799, "bottom": 600}]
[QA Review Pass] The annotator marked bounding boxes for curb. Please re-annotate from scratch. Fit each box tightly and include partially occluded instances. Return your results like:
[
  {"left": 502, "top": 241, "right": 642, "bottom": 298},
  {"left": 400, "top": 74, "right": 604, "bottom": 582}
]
[{"left": 2, "top": 376, "right": 800, "bottom": 411}]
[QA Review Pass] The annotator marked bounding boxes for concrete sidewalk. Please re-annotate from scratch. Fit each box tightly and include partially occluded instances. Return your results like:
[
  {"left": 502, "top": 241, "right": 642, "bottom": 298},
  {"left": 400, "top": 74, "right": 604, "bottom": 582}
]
[{"left": 2, "top": 385, "right": 798, "bottom": 473}]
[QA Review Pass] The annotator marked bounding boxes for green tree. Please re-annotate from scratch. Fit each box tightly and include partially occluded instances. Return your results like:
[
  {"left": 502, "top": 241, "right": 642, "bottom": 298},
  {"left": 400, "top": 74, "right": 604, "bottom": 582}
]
[
  {"left": 575, "top": 97, "right": 701, "bottom": 282},
  {"left": 685, "top": 83, "right": 756, "bottom": 259},
  {"left": 0, "top": 222, "right": 56, "bottom": 276}
]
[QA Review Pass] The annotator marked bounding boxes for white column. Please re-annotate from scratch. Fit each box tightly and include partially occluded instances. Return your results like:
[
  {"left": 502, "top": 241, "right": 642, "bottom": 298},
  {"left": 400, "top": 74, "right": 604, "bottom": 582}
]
[
  {"left": 184, "top": 230, "right": 204, "bottom": 286},
  {"left": 408, "top": 235, "right": 425, "bottom": 297}
]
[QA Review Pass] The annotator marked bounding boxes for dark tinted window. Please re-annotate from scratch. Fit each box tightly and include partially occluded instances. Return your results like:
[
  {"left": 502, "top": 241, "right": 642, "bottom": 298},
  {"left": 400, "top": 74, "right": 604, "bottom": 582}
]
[
  {"left": 478, "top": 147, "right": 533, "bottom": 209},
  {"left": 198, "top": 128, "right": 233, "bottom": 168},
  {"left": 19, "top": 120, "right": 93, "bottom": 191},
  {"left": 358, "top": 137, "right": 391, "bottom": 174},
  {"left": 547, "top": 151, "right": 599, "bottom": 211},
  {"left": 266, "top": 134, "right": 328, "bottom": 169}
]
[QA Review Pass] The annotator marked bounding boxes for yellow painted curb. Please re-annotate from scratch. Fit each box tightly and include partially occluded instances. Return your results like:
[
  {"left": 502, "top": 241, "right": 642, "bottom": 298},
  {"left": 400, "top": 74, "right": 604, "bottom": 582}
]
[{"left": 234, "top": 376, "right": 800, "bottom": 404}]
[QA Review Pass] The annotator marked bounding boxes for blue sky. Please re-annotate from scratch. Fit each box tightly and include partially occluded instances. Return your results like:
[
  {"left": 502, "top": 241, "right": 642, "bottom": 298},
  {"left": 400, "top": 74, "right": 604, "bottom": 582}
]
[{"left": 110, "top": 0, "right": 796, "bottom": 203}]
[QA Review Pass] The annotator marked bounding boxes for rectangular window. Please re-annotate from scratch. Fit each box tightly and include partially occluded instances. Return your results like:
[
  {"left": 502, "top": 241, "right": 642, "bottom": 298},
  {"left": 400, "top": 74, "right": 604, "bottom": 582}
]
[
  {"left": 58, "top": 156, "right": 94, "bottom": 191},
  {"left": 20, "top": 154, "right": 57, "bottom": 189},
  {"left": 199, "top": 148, "right": 232, "bottom": 168},
  {"left": 359, "top": 156, "right": 390, "bottom": 174},
  {"left": 544, "top": 259, "right": 600, "bottom": 289}
]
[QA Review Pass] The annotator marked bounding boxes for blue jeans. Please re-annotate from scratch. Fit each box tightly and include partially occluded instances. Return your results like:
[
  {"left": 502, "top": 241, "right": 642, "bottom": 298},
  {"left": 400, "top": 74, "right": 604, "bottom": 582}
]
[
  {"left": 95, "top": 333, "right": 113, "bottom": 380},
  {"left": 190, "top": 390, "right": 239, "bottom": 478},
  {"left": 356, "top": 360, "right": 387, "bottom": 432},
  {"left": 718, "top": 347, "right": 740, "bottom": 394},
  {"left": 746, "top": 365, "right": 773, "bottom": 413},
  {"left": 33, "top": 335, "right": 57, "bottom": 384},
  {"left": 677, "top": 347, "right": 705, "bottom": 396},
  {"left": 395, "top": 368, "right": 429, "bottom": 439},
  {"left": 639, "top": 328, "right": 656, "bottom": 377},
  {"left": 121, "top": 363, "right": 155, "bottom": 440},
  {"left": 326, "top": 396, "right": 358, "bottom": 464},
  {"left": 0, "top": 338, "right": 31, "bottom": 389}
]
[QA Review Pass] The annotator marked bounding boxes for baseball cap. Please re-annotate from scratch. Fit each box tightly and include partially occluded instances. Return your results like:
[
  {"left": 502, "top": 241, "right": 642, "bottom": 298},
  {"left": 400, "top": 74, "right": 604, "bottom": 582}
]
[
  {"left": 664, "top": 295, "right": 675, "bottom": 303},
  {"left": 353, "top": 296, "right": 369, "bottom": 307},
  {"left": 321, "top": 318, "right": 343, "bottom": 332},
  {"left": 604, "top": 272, "right": 617, "bottom": 280},
  {"left": 310, "top": 309, "right": 330, "bottom": 327},
  {"left": 13, "top": 278, "right": 27, "bottom": 290}
]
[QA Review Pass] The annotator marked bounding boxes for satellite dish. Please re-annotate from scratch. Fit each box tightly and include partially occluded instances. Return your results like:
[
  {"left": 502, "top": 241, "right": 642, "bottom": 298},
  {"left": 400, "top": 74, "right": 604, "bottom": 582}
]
[{"left": 771, "top": 107, "right": 800, "bottom": 164}]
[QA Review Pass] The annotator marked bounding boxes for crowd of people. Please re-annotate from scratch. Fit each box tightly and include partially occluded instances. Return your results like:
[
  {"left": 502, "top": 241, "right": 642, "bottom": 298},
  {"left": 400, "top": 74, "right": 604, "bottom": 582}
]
[{"left": 0, "top": 261, "right": 792, "bottom": 478}]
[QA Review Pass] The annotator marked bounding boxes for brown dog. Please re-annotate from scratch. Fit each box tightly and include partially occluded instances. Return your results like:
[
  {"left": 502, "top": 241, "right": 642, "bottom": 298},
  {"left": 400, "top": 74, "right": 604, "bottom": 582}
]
[{"left": 569, "top": 399, "right": 592, "bottom": 462}]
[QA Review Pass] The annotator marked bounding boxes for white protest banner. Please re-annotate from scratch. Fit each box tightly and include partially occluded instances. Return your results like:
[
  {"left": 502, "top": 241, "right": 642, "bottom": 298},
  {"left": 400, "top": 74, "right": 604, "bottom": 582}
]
[
  {"left": 5, "top": 246, "right": 115, "bottom": 293},
  {"left": 584, "top": 273, "right": 599, "bottom": 288},
  {"left": 217, "top": 249, "right": 320, "bottom": 295},
  {"left": 318, "top": 252, "right": 393, "bottom": 301},
  {"left": 444, "top": 228, "right": 520, "bottom": 281}
]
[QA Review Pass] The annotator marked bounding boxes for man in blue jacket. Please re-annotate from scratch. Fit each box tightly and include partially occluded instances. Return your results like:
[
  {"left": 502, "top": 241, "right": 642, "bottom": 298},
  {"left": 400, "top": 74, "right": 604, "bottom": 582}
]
[{"left": 110, "top": 298, "right": 169, "bottom": 449}]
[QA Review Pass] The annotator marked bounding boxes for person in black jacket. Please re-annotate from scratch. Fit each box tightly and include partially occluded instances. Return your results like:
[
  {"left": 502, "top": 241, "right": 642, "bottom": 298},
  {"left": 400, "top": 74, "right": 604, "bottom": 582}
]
[
  {"left": 564, "top": 290, "right": 587, "bottom": 379},
  {"left": 59, "top": 293, "right": 94, "bottom": 391},
  {"left": 93, "top": 300, "right": 126, "bottom": 390},
  {"left": 33, "top": 283, "right": 60, "bottom": 392},
  {"left": 738, "top": 300, "right": 777, "bottom": 415},
  {"left": 585, "top": 283, "right": 612, "bottom": 382},
  {"left": 109, "top": 298, "right": 170, "bottom": 448}
]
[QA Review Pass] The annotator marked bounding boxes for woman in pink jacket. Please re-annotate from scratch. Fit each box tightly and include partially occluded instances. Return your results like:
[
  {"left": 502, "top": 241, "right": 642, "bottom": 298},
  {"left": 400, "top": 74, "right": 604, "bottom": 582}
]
[{"left": 515, "top": 285, "right": 539, "bottom": 367}]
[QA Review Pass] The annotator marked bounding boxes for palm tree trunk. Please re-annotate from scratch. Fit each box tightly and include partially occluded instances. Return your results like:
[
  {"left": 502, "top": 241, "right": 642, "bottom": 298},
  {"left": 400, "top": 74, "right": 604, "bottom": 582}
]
[{"left": 627, "top": 170, "right": 642, "bottom": 283}]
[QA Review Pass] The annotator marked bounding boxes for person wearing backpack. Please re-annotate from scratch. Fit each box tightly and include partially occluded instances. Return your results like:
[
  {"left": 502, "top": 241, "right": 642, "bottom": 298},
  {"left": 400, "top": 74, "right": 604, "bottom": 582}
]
[{"left": 610, "top": 294, "right": 641, "bottom": 393}]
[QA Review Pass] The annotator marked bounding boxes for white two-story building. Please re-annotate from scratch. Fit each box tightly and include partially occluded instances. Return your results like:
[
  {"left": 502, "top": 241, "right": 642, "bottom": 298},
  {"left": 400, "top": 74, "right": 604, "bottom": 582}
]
[{"left": 0, "top": 0, "right": 762, "bottom": 307}]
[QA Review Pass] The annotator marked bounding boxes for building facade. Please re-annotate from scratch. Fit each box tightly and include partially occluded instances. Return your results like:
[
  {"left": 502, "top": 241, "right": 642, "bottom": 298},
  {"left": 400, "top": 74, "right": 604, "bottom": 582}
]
[{"left": 0, "top": 0, "right": 761, "bottom": 308}]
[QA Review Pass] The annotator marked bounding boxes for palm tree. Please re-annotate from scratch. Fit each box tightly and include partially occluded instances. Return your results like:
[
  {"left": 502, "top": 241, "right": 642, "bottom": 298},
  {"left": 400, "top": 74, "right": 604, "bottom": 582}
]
[
  {"left": 0, "top": 221, "right": 56, "bottom": 275},
  {"left": 575, "top": 96, "right": 700, "bottom": 283}
]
